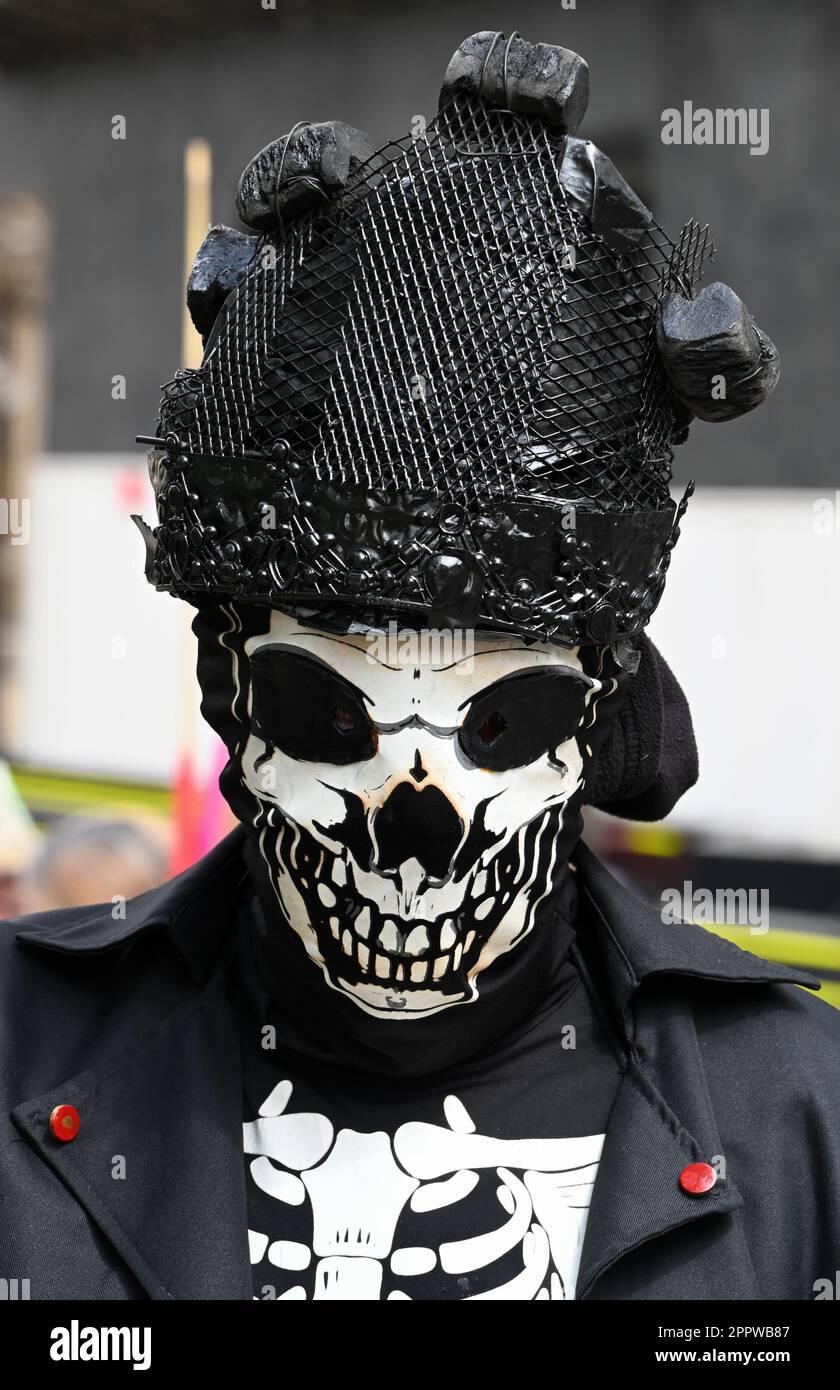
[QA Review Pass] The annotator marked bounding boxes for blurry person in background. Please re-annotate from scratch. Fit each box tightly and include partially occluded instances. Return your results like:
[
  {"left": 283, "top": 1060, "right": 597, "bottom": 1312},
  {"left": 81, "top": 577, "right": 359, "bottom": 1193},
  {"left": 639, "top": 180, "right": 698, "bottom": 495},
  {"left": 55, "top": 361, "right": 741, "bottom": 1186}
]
[
  {"left": 16, "top": 816, "right": 167, "bottom": 914},
  {"left": 0, "top": 758, "right": 40, "bottom": 918}
]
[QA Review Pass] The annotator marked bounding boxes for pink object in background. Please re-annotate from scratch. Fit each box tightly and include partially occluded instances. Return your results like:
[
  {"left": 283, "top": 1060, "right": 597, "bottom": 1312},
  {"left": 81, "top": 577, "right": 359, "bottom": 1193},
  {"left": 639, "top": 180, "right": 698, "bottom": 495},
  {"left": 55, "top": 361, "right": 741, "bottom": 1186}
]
[
  {"left": 198, "top": 739, "right": 232, "bottom": 856},
  {"left": 168, "top": 750, "right": 202, "bottom": 878},
  {"left": 169, "top": 739, "right": 232, "bottom": 876}
]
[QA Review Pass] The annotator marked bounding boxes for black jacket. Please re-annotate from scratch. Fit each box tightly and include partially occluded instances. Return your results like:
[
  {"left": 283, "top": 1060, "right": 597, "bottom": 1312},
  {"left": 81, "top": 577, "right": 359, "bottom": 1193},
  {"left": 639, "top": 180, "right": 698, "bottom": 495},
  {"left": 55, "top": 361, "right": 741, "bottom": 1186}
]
[{"left": 2, "top": 827, "right": 839, "bottom": 1301}]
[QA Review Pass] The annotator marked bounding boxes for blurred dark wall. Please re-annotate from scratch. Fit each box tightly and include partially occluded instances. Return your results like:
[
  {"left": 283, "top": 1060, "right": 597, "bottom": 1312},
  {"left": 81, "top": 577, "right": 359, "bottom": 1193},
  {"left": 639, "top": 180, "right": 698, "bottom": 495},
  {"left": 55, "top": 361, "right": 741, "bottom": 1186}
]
[{"left": 0, "top": 0, "right": 837, "bottom": 485}]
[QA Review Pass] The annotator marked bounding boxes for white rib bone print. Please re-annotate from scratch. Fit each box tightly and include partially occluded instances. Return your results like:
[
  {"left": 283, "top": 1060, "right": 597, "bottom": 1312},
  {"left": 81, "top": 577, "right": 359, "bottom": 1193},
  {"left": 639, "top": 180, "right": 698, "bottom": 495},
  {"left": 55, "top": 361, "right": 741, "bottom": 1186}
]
[{"left": 244, "top": 1080, "right": 603, "bottom": 1300}]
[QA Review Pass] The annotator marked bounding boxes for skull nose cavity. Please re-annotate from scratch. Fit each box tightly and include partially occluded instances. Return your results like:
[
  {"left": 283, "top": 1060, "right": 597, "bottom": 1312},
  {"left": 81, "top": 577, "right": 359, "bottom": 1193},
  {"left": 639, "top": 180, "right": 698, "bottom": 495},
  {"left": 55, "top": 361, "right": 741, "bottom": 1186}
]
[
  {"left": 410, "top": 748, "right": 427, "bottom": 784},
  {"left": 372, "top": 782, "right": 463, "bottom": 881}
]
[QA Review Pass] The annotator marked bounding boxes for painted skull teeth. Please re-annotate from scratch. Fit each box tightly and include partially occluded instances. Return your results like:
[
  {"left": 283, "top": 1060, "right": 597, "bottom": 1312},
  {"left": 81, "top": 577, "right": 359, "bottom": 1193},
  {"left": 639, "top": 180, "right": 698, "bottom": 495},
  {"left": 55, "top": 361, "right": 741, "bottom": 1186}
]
[{"left": 277, "top": 814, "right": 530, "bottom": 992}]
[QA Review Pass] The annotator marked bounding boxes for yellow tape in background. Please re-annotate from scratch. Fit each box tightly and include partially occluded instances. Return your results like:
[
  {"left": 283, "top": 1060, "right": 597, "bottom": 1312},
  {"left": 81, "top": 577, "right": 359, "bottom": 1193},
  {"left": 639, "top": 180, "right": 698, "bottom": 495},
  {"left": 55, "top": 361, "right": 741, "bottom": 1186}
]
[{"left": 11, "top": 764, "right": 171, "bottom": 819}]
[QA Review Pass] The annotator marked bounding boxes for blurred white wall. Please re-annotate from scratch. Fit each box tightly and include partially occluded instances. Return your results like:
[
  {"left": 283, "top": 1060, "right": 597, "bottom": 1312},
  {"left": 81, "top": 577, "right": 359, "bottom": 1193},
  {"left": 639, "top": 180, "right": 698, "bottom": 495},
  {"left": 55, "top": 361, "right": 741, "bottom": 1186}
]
[
  {"left": 14, "top": 453, "right": 213, "bottom": 785},
  {"left": 13, "top": 457, "right": 840, "bottom": 859},
  {"left": 649, "top": 486, "right": 840, "bottom": 859}
]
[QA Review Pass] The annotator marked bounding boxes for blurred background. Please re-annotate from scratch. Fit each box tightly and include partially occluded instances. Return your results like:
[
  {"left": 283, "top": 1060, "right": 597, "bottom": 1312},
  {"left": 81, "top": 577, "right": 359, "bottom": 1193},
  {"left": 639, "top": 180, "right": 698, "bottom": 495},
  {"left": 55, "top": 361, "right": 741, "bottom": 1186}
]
[{"left": 0, "top": 0, "right": 837, "bottom": 998}]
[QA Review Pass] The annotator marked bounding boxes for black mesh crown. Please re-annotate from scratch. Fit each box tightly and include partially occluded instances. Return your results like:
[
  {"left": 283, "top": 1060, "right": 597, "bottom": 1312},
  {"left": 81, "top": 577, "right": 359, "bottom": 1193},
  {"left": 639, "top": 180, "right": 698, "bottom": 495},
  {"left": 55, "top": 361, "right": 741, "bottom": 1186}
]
[{"left": 136, "top": 60, "right": 717, "bottom": 646}]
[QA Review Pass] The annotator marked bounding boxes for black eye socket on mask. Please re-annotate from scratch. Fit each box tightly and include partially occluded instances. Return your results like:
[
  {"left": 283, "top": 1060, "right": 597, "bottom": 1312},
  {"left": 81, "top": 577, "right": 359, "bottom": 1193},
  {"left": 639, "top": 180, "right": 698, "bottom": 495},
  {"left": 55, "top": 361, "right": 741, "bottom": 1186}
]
[
  {"left": 250, "top": 648, "right": 378, "bottom": 764},
  {"left": 458, "top": 666, "right": 593, "bottom": 772}
]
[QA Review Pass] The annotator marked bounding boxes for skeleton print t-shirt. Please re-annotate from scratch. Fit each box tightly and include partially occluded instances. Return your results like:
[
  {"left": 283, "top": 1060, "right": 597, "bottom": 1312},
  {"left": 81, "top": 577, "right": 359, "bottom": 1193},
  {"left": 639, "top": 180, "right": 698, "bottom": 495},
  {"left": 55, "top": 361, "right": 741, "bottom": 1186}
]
[{"left": 233, "top": 879, "right": 625, "bottom": 1301}]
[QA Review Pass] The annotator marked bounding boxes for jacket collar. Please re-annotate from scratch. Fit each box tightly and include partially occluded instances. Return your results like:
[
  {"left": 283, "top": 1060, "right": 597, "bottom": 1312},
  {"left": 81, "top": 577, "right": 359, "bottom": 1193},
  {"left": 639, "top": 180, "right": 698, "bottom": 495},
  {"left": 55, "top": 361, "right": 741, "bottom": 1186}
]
[
  {"left": 571, "top": 838, "right": 819, "bottom": 1031},
  {"left": 566, "top": 841, "right": 819, "bottom": 1298},
  {"left": 12, "top": 830, "right": 255, "bottom": 1300},
  {"left": 12, "top": 973, "right": 253, "bottom": 1300}
]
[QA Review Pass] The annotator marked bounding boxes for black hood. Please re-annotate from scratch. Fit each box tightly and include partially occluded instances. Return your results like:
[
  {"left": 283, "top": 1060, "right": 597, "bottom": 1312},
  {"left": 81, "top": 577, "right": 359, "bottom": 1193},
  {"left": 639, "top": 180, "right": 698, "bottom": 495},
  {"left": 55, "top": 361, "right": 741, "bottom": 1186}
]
[{"left": 584, "top": 634, "right": 698, "bottom": 821}]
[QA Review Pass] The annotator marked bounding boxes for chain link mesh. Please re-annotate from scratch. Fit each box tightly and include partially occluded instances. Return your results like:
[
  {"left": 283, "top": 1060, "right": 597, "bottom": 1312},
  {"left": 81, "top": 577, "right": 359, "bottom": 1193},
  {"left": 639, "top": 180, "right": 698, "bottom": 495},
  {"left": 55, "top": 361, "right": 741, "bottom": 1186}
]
[{"left": 159, "top": 97, "right": 712, "bottom": 516}]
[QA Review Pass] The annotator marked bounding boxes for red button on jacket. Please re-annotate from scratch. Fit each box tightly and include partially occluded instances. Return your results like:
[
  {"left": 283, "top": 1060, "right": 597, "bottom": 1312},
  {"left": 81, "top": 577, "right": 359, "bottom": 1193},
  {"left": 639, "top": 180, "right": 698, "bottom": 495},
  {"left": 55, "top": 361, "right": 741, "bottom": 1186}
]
[
  {"left": 679, "top": 1161, "right": 717, "bottom": 1195},
  {"left": 49, "top": 1104, "right": 80, "bottom": 1143}
]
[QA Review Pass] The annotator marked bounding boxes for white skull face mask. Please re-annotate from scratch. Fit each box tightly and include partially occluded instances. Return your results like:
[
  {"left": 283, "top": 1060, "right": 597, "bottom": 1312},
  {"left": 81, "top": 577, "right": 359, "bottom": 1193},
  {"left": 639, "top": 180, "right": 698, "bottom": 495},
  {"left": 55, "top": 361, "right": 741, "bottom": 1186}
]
[{"left": 217, "top": 606, "right": 609, "bottom": 1020}]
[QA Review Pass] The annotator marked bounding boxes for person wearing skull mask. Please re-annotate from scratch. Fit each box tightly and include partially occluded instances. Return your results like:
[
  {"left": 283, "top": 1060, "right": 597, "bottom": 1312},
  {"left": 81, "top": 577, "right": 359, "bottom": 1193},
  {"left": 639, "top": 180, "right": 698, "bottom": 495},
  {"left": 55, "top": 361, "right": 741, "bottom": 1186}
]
[{"left": 2, "top": 30, "right": 840, "bottom": 1304}]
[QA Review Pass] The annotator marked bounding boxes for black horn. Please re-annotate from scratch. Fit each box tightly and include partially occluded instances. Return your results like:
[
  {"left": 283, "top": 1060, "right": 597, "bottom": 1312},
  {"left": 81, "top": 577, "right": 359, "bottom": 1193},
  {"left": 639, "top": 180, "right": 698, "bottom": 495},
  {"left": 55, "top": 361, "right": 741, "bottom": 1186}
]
[
  {"left": 236, "top": 120, "right": 376, "bottom": 233},
  {"left": 656, "top": 282, "right": 780, "bottom": 422},
  {"left": 439, "top": 29, "right": 589, "bottom": 134}
]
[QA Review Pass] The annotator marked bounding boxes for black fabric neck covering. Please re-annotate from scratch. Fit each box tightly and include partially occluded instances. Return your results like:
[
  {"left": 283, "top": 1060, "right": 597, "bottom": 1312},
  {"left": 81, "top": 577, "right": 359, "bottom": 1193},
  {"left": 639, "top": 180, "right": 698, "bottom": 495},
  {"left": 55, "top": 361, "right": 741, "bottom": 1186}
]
[{"left": 234, "top": 850, "right": 581, "bottom": 1079}]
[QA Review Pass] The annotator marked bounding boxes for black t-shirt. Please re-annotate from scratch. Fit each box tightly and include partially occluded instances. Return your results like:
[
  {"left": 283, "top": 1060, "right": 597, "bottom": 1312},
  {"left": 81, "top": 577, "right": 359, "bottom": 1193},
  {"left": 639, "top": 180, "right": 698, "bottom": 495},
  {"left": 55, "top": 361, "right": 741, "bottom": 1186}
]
[{"left": 232, "top": 871, "right": 625, "bottom": 1301}]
